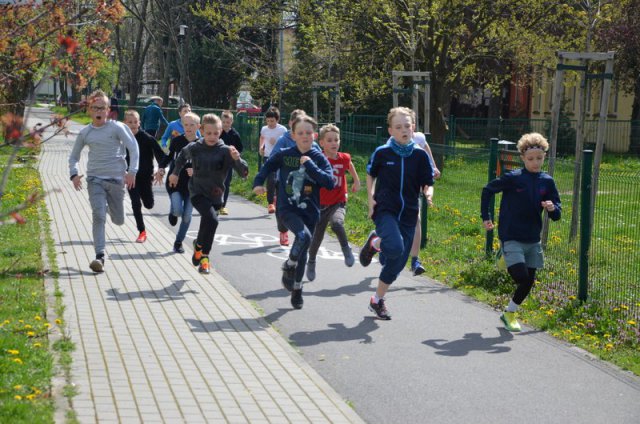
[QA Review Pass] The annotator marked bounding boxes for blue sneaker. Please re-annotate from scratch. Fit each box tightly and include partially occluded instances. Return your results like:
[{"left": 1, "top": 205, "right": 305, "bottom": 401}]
[{"left": 411, "top": 258, "right": 425, "bottom": 276}]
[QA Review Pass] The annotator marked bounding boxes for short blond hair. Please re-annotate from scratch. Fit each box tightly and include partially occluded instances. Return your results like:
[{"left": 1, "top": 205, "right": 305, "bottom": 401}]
[
  {"left": 88, "top": 89, "right": 109, "bottom": 106},
  {"left": 319, "top": 124, "right": 340, "bottom": 141},
  {"left": 517, "top": 132, "right": 549, "bottom": 154},
  {"left": 221, "top": 110, "right": 234, "bottom": 120},
  {"left": 182, "top": 112, "right": 201, "bottom": 124},
  {"left": 202, "top": 113, "right": 221, "bottom": 127},
  {"left": 124, "top": 109, "right": 139, "bottom": 120},
  {"left": 291, "top": 115, "right": 317, "bottom": 133},
  {"left": 387, "top": 107, "right": 415, "bottom": 127}
]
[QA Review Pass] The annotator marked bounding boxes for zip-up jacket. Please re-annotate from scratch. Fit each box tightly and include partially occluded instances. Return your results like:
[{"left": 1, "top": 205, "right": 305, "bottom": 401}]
[
  {"left": 172, "top": 139, "right": 248, "bottom": 204},
  {"left": 367, "top": 144, "right": 434, "bottom": 225},
  {"left": 481, "top": 168, "right": 561, "bottom": 243},
  {"left": 253, "top": 146, "right": 334, "bottom": 219},
  {"left": 126, "top": 129, "right": 167, "bottom": 177}
]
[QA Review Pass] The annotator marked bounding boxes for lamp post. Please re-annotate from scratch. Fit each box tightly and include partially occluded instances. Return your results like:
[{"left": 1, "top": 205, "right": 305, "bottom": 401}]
[{"left": 177, "top": 25, "right": 188, "bottom": 105}]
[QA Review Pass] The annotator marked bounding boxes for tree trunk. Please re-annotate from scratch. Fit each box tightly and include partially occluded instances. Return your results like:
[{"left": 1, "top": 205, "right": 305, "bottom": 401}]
[
  {"left": 630, "top": 75, "right": 640, "bottom": 155},
  {"left": 430, "top": 80, "right": 451, "bottom": 171}
]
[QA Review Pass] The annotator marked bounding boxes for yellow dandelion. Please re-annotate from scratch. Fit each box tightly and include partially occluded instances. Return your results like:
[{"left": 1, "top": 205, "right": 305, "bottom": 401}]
[
  {"left": 26, "top": 394, "right": 35, "bottom": 400},
  {"left": 55, "top": 319, "right": 62, "bottom": 325},
  {"left": 3, "top": 320, "right": 9, "bottom": 325},
  {"left": 613, "top": 307, "right": 620, "bottom": 312},
  {"left": 24, "top": 324, "right": 32, "bottom": 329},
  {"left": 620, "top": 305, "right": 629, "bottom": 311},
  {"left": 14, "top": 395, "right": 22, "bottom": 401},
  {"left": 12, "top": 358, "right": 23, "bottom": 364},
  {"left": 7, "top": 349, "right": 19, "bottom": 355},
  {"left": 627, "top": 320, "right": 637, "bottom": 326},
  {"left": 44, "top": 323, "right": 51, "bottom": 329},
  {"left": 13, "top": 385, "right": 22, "bottom": 390},
  {"left": 27, "top": 331, "right": 35, "bottom": 337},
  {"left": 568, "top": 295, "right": 576, "bottom": 301},
  {"left": 604, "top": 333, "right": 611, "bottom": 338},
  {"left": 33, "top": 388, "right": 41, "bottom": 395},
  {"left": 605, "top": 343, "right": 614, "bottom": 350},
  {"left": 33, "top": 343, "right": 42, "bottom": 348},
  {"left": 18, "top": 320, "right": 24, "bottom": 323},
  {"left": 34, "top": 316, "right": 41, "bottom": 321}
]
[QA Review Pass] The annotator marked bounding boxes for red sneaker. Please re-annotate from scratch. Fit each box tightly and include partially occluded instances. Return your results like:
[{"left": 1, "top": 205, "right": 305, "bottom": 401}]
[
  {"left": 279, "top": 232, "right": 289, "bottom": 246},
  {"left": 136, "top": 231, "right": 147, "bottom": 243}
]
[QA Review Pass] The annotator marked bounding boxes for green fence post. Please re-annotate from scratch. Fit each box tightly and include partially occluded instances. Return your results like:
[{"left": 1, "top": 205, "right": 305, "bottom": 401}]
[
  {"left": 375, "top": 126, "right": 383, "bottom": 145},
  {"left": 485, "top": 138, "right": 499, "bottom": 257},
  {"left": 420, "top": 131, "right": 433, "bottom": 249},
  {"left": 578, "top": 149, "right": 593, "bottom": 302}
]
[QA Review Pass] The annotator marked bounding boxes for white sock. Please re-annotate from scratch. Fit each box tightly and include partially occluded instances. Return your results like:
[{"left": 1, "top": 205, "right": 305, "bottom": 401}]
[
  {"left": 506, "top": 300, "right": 519, "bottom": 313},
  {"left": 373, "top": 294, "right": 382, "bottom": 303}
]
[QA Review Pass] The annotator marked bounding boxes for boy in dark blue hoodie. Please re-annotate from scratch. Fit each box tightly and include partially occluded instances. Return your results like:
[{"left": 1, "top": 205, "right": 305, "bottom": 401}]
[
  {"left": 253, "top": 115, "right": 334, "bottom": 310},
  {"left": 359, "top": 107, "right": 435, "bottom": 320},
  {"left": 481, "top": 132, "right": 561, "bottom": 332}
]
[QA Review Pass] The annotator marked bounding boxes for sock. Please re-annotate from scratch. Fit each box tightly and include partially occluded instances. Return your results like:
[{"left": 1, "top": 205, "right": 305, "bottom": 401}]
[
  {"left": 286, "top": 258, "right": 297, "bottom": 267},
  {"left": 371, "top": 237, "right": 381, "bottom": 251},
  {"left": 506, "top": 299, "right": 519, "bottom": 313},
  {"left": 411, "top": 256, "right": 418, "bottom": 264},
  {"left": 373, "top": 294, "right": 382, "bottom": 303}
]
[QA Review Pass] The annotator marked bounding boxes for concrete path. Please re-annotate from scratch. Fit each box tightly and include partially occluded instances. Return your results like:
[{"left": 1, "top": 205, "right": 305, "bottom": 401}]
[{"left": 34, "top": 108, "right": 363, "bottom": 423}]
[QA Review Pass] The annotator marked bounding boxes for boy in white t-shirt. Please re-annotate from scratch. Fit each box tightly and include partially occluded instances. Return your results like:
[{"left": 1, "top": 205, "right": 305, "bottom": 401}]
[{"left": 259, "top": 107, "right": 288, "bottom": 213}]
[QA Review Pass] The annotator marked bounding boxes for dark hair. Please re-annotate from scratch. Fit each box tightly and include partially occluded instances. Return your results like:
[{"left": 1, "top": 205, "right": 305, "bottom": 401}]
[
  {"left": 178, "top": 103, "right": 191, "bottom": 114},
  {"left": 264, "top": 107, "right": 280, "bottom": 121}
]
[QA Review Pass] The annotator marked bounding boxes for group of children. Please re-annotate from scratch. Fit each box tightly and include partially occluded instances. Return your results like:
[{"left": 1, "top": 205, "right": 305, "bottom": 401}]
[{"left": 70, "top": 90, "right": 561, "bottom": 331}]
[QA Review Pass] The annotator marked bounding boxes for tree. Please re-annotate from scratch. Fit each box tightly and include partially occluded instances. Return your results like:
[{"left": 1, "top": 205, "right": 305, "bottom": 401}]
[{"left": 596, "top": 0, "right": 640, "bottom": 154}]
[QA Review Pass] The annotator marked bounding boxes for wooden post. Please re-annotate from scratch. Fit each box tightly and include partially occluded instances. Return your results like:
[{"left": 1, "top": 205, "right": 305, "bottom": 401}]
[{"left": 570, "top": 59, "right": 588, "bottom": 240}]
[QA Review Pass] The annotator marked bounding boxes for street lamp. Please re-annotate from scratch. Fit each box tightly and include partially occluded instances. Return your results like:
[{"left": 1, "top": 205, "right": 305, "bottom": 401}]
[{"left": 177, "top": 25, "right": 189, "bottom": 105}]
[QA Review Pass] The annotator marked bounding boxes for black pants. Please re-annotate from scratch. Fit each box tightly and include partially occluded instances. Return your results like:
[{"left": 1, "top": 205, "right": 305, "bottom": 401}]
[
  {"left": 223, "top": 168, "right": 233, "bottom": 207},
  {"left": 128, "top": 174, "right": 154, "bottom": 232},
  {"left": 191, "top": 194, "right": 220, "bottom": 255},
  {"left": 508, "top": 263, "right": 537, "bottom": 305}
]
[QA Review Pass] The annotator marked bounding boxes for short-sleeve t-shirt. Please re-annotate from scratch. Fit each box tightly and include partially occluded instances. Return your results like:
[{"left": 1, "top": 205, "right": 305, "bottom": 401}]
[
  {"left": 261, "top": 124, "right": 287, "bottom": 157},
  {"left": 320, "top": 152, "right": 351, "bottom": 206}
]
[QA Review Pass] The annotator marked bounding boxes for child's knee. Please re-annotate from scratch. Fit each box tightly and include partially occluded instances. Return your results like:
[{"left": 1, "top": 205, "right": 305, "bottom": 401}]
[{"left": 380, "top": 238, "right": 404, "bottom": 259}]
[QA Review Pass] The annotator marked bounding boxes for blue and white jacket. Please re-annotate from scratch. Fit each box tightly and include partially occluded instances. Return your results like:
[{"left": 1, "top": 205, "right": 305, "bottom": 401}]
[
  {"left": 367, "top": 143, "right": 434, "bottom": 225},
  {"left": 481, "top": 168, "right": 561, "bottom": 243}
]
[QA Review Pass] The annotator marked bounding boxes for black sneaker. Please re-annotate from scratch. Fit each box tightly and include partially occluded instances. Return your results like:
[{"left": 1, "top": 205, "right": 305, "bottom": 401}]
[
  {"left": 168, "top": 214, "right": 177, "bottom": 226},
  {"left": 89, "top": 256, "right": 105, "bottom": 273},
  {"left": 342, "top": 245, "right": 355, "bottom": 267},
  {"left": 368, "top": 296, "right": 391, "bottom": 320},
  {"left": 281, "top": 260, "right": 296, "bottom": 292},
  {"left": 411, "top": 258, "right": 425, "bottom": 276},
  {"left": 173, "top": 242, "right": 184, "bottom": 254},
  {"left": 359, "top": 231, "right": 379, "bottom": 267},
  {"left": 291, "top": 288, "right": 303, "bottom": 309},
  {"left": 306, "top": 260, "right": 316, "bottom": 281}
]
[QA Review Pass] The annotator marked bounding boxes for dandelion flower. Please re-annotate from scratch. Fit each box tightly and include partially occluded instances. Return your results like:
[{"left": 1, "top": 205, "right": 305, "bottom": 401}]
[
  {"left": 27, "top": 331, "right": 35, "bottom": 337},
  {"left": 34, "top": 316, "right": 42, "bottom": 321},
  {"left": 7, "top": 349, "right": 19, "bottom": 355},
  {"left": 26, "top": 394, "right": 35, "bottom": 400},
  {"left": 44, "top": 323, "right": 51, "bottom": 329},
  {"left": 627, "top": 320, "right": 636, "bottom": 326},
  {"left": 14, "top": 395, "right": 22, "bottom": 401},
  {"left": 12, "top": 358, "right": 23, "bottom": 364},
  {"left": 605, "top": 343, "right": 614, "bottom": 350},
  {"left": 24, "top": 324, "right": 32, "bottom": 329},
  {"left": 33, "top": 343, "right": 42, "bottom": 348},
  {"left": 55, "top": 319, "right": 62, "bottom": 325},
  {"left": 13, "top": 385, "right": 22, "bottom": 390}
]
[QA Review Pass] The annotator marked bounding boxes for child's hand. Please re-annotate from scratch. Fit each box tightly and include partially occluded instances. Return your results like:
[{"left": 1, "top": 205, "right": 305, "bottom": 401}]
[
  {"left": 153, "top": 169, "right": 165, "bottom": 185},
  {"left": 125, "top": 173, "right": 136, "bottom": 190},
  {"left": 483, "top": 220, "right": 494, "bottom": 231},
  {"left": 368, "top": 198, "right": 376, "bottom": 218},
  {"left": 168, "top": 174, "right": 178, "bottom": 187},
  {"left": 425, "top": 193, "right": 433, "bottom": 206},
  {"left": 253, "top": 186, "right": 266, "bottom": 195},
  {"left": 259, "top": 145, "right": 265, "bottom": 157},
  {"left": 186, "top": 167, "right": 193, "bottom": 177},
  {"left": 433, "top": 167, "right": 441, "bottom": 179},
  {"left": 541, "top": 200, "right": 555, "bottom": 212},
  {"left": 351, "top": 180, "right": 361, "bottom": 192},
  {"left": 229, "top": 146, "right": 240, "bottom": 160},
  {"left": 300, "top": 156, "right": 310, "bottom": 165}
]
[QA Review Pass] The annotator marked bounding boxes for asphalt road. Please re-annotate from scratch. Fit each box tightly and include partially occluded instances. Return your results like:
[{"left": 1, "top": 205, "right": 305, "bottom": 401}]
[{"left": 145, "top": 184, "right": 640, "bottom": 424}]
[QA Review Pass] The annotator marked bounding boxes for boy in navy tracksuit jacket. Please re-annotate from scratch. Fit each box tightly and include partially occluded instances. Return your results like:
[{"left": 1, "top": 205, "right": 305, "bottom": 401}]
[
  {"left": 253, "top": 115, "right": 334, "bottom": 310},
  {"left": 481, "top": 132, "right": 561, "bottom": 332},
  {"left": 360, "top": 107, "right": 435, "bottom": 320}
]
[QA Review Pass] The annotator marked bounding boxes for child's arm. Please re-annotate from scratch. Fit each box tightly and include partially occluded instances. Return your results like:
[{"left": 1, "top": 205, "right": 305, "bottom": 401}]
[
  {"left": 347, "top": 160, "right": 361, "bottom": 192},
  {"left": 423, "top": 185, "right": 434, "bottom": 206},
  {"left": 259, "top": 130, "right": 266, "bottom": 156},
  {"left": 480, "top": 174, "right": 511, "bottom": 230},
  {"left": 421, "top": 142, "right": 441, "bottom": 179},
  {"left": 168, "top": 145, "right": 191, "bottom": 187},
  {"left": 160, "top": 123, "right": 173, "bottom": 148},
  {"left": 228, "top": 146, "right": 249, "bottom": 179},
  {"left": 366, "top": 174, "right": 376, "bottom": 218},
  {"left": 252, "top": 152, "right": 280, "bottom": 193},
  {"left": 543, "top": 179, "right": 562, "bottom": 221},
  {"left": 300, "top": 155, "right": 335, "bottom": 190}
]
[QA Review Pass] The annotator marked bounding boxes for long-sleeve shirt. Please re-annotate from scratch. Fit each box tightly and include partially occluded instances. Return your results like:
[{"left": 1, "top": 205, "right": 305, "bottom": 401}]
[
  {"left": 141, "top": 103, "right": 168, "bottom": 132},
  {"left": 160, "top": 119, "right": 201, "bottom": 148},
  {"left": 159, "top": 135, "right": 193, "bottom": 195},
  {"left": 127, "top": 130, "right": 167, "bottom": 177},
  {"left": 481, "top": 168, "right": 561, "bottom": 243},
  {"left": 172, "top": 140, "right": 249, "bottom": 204},
  {"left": 253, "top": 146, "right": 335, "bottom": 219},
  {"left": 69, "top": 120, "right": 139, "bottom": 180},
  {"left": 221, "top": 127, "right": 244, "bottom": 153},
  {"left": 366, "top": 143, "right": 434, "bottom": 225}
]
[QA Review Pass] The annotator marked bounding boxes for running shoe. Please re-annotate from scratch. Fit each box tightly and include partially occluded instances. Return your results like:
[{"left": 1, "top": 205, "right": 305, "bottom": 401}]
[
  {"left": 411, "top": 258, "right": 425, "bottom": 276},
  {"left": 89, "top": 256, "right": 105, "bottom": 273},
  {"left": 192, "top": 240, "right": 203, "bottom": 266},
  {"left": 368, "top": 296, "right": 391, "bottom": 320},
  {"left": 306, "top": 260, "right": 316, "bottom": 281},
  {"left": 291, "top": 288, "right": 304, "bottom": 309},
  {"left": 500, "top": 312, "right": 522, "bottom": 332},
  {"left": 342, "top": 245, "right": 355, "bottom": 267},
  {"left": 359, "top": 231, "right": 379, "bottom": 267},
  {"left": 136, "top": 231, "right": 147, "bottom": 243},
  {"left": 219, "top": 207, "right": 229, "bottom": 215},
  {"left": 173, "top": 242, "right": 184, "bottom": 254},
  {"left": 198, "top": 257, "right": 211, "bottom": 274},
  {"left": 168, "top": 214, "right": 177, "bottom": 226},
  {"left": 281, "top": 260, "right": 296, "bottom": 292}
]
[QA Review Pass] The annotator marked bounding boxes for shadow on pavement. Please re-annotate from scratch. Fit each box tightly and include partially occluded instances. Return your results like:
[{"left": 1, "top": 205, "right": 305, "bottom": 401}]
[
  {"left": 422, "top": 327, "right": 514, "bottom": 356},
  {"left": 185, "top": 317, "right": 270, "bottom": 333},
  {"left": 106, "top": 280, "right": 197, "bottom": 302},
  {"left": 289, "top": 318, "right": 379, "bottom": 346}
]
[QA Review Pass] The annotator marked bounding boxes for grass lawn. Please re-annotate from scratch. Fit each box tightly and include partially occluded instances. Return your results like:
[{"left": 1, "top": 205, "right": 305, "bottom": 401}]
[{"left": 231, "top": 147, "right": 640, "bottom": 375}]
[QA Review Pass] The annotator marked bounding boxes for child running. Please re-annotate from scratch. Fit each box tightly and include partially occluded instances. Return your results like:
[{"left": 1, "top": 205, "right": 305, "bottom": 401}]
[
  {"left": 259, "top": 107, "right": 287, "bottom": 215},
  {"left": 253, "top": 115, "right": 335, "bottom": 309},
  {"left": 306, "top": 124, "right": 360, "bottom": 281},
  {"left": 169, "top": 113, "right": 248, "bottom": 274},
  {"left": 123, "top": 110, "right": 168, "bottom": 243},
  {"left": 359, "top": 107, "right": 434, "bottom": 320},
  {"left": 220, "top": 110, "right": 244, "bottom": 215},
  {"left": 157, "top": 112, "right": 199, "bottom": 253},
  {"left": 481, "top": 132, "right": 561, "bottom": 332}
]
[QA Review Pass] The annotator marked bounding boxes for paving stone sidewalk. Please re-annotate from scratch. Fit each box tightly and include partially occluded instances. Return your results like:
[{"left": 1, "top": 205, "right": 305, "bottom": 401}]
[{"left": 35, "top": 109, "right": 363, "bottom": 423}]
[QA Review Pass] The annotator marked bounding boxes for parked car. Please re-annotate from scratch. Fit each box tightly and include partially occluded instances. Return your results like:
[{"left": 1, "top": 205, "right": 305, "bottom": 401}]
[{"left": 236, "top": 102, "right": 261, "bottom": 115}]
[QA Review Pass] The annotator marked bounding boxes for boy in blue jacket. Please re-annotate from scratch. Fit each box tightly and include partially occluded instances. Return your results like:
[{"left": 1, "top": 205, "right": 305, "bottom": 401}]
[
  {"left": 253, "top": 115, "right": 335, "bottom": 310},
  {"left": 359, "top": 107, "right": 435, "bottom": 320},
  {"left": 481, "top": 132, "right": 561, "bottom": 332}
]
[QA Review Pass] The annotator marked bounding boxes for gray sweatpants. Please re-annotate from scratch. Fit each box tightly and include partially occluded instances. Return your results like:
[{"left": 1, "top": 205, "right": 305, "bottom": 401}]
[
  {"left": 308, "top": 203, "right": 348, "bottom": 262},
  {"left": 87, "top": 176, "right": 126, "bottom": 256}
]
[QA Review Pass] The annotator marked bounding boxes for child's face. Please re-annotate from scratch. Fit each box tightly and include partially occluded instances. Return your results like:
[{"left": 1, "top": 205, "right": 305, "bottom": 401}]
[
  {"left": 320, "top": 131, "right": 340, "bottom": 158},
  {"left": 124, "top": 115, "right": 140, "bottom": 134},
  {"left": 222, "top": 116, "right": 233, "bottom": 131},
  {"left": 265, "top": 117, "right": 277, "bottom": 129},
  {"left": 521, "top": 148, "right": 546, "bottom": 173},
  {"left": 292, "top": 121, "right": 315, "bottom": 153},
  {"left": 178, "top": 106, "right": 192, "bottom": 118},
  {"left": 388, "top": 113, "right": 414, "bottom": 145},
  {"left": 182, "top": 117, "right": 200, "bottom": 139},
  {"left": 202, "top": 122, "right": 222, "bottom": 145},
  {"left": 88, "top": 97, "right": 109, "bottom": 127}
]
